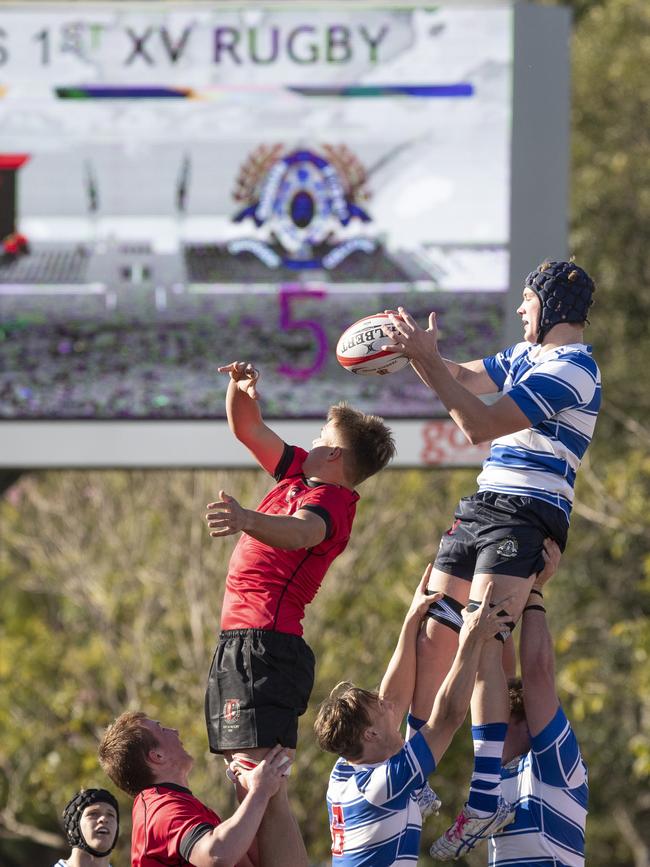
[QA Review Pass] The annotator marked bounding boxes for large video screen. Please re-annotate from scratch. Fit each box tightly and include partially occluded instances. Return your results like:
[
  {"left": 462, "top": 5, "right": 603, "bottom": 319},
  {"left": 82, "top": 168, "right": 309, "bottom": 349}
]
[{"left": 0, "top": 3, "right": 512, "bottom": 420}]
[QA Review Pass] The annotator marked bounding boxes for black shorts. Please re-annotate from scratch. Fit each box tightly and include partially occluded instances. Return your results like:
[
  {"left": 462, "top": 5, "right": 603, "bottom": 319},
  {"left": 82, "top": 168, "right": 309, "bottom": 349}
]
[
  {"left": 433, "top": 492, "right": 569, "bottom": 582},
  {"left": 205, "top": 628, "right": 315, "bottom": 753}
]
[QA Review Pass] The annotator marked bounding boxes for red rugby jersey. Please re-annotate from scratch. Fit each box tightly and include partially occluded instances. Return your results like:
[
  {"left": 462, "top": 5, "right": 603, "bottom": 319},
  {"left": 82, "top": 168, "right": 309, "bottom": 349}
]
[
  {"left": 131, "top": 783, "right": 222, "bottom": 866},
  {"left": 220, "top": 444, "right": 359, "bottom": 636}
]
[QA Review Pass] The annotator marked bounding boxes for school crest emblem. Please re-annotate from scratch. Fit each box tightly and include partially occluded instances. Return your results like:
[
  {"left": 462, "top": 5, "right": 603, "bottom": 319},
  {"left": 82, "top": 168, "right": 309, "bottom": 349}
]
[
  {"left": 223, "top": 699, "right": 241, "bottom": 722},
  {"left": 286, "top": 485, "right": 302, "bottom": 501},
  {"left": 496, "top": 537, "right": 518, "bottom": 558},
  {"left": 230, "top": 144, "right": 374, "bottom": 270}
]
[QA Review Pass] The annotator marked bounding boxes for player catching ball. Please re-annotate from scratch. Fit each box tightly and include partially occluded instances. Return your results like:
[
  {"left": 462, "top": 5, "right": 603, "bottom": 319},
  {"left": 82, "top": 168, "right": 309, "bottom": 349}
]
[
  {"left": 383, "top": 260, "right": 601, "bottom": 855},
  {"left": 204, "top": 361, "right": 395, "bottom": 783}
]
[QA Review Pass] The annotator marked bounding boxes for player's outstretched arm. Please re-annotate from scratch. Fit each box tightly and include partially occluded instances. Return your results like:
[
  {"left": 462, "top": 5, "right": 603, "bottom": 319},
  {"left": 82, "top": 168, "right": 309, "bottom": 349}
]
[
  {"left": 188, "top": 746, "right": 290, "bottom": 867},
  {"left": 219, "top": 361, "right": 284, "bottom": 475},
  {"left": 206, "top": 491, "right": 327, "bottom": 550},
  {"left": 421, "top": 584, "right": 513, "bottom": 765},
  {"left": 383, "top": 308, "right": 498, "bottom": 396},
  {"left": 520, "top": 539, "right": 562, "bottom": 736},
  {"left": 378, "top": 566, "right": 441, "bottom": 724},
  {"left": 387, "top": 308, "right": 530, "bottom": 444}
]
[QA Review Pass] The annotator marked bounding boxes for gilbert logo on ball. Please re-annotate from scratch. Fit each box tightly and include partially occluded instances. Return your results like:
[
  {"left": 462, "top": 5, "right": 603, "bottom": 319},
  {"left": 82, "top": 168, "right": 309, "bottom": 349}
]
[{"left": 336, "top": 313, "right": 409, "bottom": 376}]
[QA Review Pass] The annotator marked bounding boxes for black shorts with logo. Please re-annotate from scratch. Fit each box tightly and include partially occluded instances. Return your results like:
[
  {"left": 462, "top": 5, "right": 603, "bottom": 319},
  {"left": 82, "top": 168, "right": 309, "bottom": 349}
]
[
  {"left": 434, "top": 492, "right": 569, "bottom": 581},
  {"left": 205, "top": 628, "right": 315, "bottom": 753}
]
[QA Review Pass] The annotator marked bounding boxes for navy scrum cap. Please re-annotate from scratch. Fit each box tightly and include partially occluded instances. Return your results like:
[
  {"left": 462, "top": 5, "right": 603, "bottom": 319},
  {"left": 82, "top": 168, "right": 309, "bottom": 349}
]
[
  {"left": 62, "top": 788, "right": 120, "bottom": 857},
  {"left": 525, "top": 260, "right": 595, "bottom": 343}
]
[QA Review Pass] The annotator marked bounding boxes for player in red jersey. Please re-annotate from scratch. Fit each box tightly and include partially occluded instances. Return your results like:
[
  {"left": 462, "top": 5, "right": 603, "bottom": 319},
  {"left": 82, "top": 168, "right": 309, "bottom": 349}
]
[
  {"left": 204, "top": 361, "right": 396, "bottom": 772},
  {"left": 99, "top": 711, "right": 307, "bottom": 867}
]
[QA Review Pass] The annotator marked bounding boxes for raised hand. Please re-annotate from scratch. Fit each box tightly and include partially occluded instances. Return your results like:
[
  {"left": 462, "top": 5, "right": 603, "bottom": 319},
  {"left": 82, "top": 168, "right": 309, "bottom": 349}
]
[
  {"left": 460, "top": 582, "right": 514, "bottom": 644},
  {"left": 409, "top": 564, "right": 443, "bottom": 620},
  {"left": 532, "top": 537, "right": 562, "bottom": 590},
  {"left": 206, "top": 490, "right": 248, "bottom": 537},
  {"left": 229, "top": 745, "right": 292, "bottom": 798},
  {"left": 383, "top": 307, "right": 440, "bottom": 362},
  {"left": 218, "top": 361, "right": 260, "bottom": 400}
]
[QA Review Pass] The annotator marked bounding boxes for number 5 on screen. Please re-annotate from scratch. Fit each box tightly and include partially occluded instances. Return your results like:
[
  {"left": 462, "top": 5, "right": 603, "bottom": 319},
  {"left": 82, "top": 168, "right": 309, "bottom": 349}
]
[{"left": 278, "top": 287, "right": 328, "bottom": 380}]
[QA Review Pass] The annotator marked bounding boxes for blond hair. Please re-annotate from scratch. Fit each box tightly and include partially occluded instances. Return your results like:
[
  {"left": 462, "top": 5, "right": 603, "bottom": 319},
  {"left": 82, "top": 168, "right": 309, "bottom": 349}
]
[
  {"left": 328, "top": 403, "right": 395, "bottom": 485},
  {"left": 314, "top": 681, "right": 380, "bottom": 761}
]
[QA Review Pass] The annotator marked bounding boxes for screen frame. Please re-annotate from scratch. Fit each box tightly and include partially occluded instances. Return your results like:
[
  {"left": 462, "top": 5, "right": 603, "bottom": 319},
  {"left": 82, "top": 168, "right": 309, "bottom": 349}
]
[{"left": 0, "top": 0, "right": 570, "bottom": 468}]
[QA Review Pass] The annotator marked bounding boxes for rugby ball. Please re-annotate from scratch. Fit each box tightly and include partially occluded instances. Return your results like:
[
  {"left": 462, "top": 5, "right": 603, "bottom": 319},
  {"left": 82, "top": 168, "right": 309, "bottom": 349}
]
[{"left": 336, "top": 313, "right": 410, "bottom": 376}]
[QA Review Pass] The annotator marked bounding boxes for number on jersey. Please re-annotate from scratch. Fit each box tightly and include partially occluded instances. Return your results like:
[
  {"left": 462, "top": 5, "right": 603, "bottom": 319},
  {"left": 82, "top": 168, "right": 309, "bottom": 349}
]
[{"left": 331, "top": 803, "right": 345, "bottom": 855}]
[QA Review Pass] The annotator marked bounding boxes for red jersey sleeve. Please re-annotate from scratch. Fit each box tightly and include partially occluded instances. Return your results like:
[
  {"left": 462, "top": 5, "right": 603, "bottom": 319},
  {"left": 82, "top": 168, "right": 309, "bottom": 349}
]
[
  {"left": 273, "top": 444, "right": 309, "bottom": 482},
  {"left": 145, "top": 790, "right": 220, "bottom": 863},
  {"left": 298, "top": 482, "right": 356, "bottom": 544}
]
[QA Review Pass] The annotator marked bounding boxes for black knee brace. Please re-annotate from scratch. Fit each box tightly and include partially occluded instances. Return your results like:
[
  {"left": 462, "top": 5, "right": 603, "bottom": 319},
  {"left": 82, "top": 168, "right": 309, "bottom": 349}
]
[
  {"left": 466, "top": 598, "right": 516, "bottom": 642},
  {"left": 426, "top": 593, "right": 465, "bottom": 634}
]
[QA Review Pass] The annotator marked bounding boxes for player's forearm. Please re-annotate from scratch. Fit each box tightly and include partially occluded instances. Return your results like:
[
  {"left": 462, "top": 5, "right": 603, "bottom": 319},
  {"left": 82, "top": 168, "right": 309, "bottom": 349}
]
[
  {"left": 242, "top": 511, "right": 322, "bottom": 550},
  {"left": 520, "top": 603, "right": 555, "bottom": 681},
  {"left": 427, "top": 634, "right": 483, "bottom": 732},
  {"left": 379, "top": 614, "right": 421, "bottom": 721},
  {"left": 442, "top": 358, "right": 464, "bottom": 380},
  {"left": 412, "top": 354, "right": 494, "bottom": 444},
  {"left": 409, "top": 357, "right": 460, "bottom": 392},
  {"left": 202, "top": 789, "right": 269, "bottom": 865},
  {"left": 225, "top": 379, "right": 265, "bottom": 442}
]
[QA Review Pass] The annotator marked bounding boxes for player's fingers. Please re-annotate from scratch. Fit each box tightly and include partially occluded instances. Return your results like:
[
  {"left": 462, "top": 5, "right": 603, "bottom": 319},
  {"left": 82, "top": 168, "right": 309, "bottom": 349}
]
[
  {"left": 258, "top": 745, "right": 283, "bottom": 770},
  {"left": 418, "top": 563, "right": 433, "bottom": 591},
  {"left": 479, "top": 581, "right": 495, "bottom": 608},
  {"left": 210, "top": 527, "right": 236, "bottom": 537},
  {"left": 492, "top": 592, "right": 515, "bottom": 610},
  {"left": 397, "top": 306, "right": 417, "bottom": 330},
  {"left": 217, "top": 362, "right": 237, "bottom": 373},
  {"left": 492, "top": 617, "right": 511, "bottom": 635},
  {"left": 428, "top": 312, "right": 437, "bottom": 331},
  {"left": 388, "top": 316, "right": 408, "bottom": 337}
]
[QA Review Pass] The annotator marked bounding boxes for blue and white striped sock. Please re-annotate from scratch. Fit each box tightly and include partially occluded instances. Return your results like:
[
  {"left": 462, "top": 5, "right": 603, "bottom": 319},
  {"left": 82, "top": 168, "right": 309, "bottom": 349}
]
[{"left": 467, "top": 722, "right": 507, "bottom": 816}]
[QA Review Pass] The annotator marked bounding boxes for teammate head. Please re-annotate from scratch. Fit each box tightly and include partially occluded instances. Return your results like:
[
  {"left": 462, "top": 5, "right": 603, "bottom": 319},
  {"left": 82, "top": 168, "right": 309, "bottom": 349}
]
[
  {"left": 99, "top": 712, "right": 192, "bottom": 797},
  {"left": 62, "top": 788, "right": 119, "bottom": 858},
  {"left": 316, "top": 403, "right": 396, "bottom": 486},
  {"left": 314, "top": 681, "right": 403, "bottom": 762},
  {"left": 519, "top": 260, "right": 595, "bottom": 344}
]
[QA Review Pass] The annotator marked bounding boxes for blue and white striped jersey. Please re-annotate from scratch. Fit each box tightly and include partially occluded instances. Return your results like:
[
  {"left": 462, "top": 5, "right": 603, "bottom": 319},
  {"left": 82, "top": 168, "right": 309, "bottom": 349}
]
[
  {"left": 53, "top": 862, "right": 113, "bottom": 866},
  {"left": 489, "top": 706, "right": 588, "bottom": 867},
  {"left": 53, "top": 861, "right": 112, "bottom": 866},
  {"left": 477, "top": 342, "right": 601, "bottom": 522},
  {"left": 325, "top": 731, "right": 436, "bottom": 866}
]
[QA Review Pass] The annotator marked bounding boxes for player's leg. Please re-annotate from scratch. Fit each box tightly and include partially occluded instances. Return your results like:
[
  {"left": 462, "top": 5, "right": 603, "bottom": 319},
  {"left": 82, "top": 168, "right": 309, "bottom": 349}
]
[
  {"left": 410, "top": 500, "right": 478, "bottom": 724},
  {"left": 226, "top": 768, "right": 307, "bottom": 867},
  {"left": 205, "top": 628, "right": 314, "bottom": 775},
  {"left": 430, "top": 640, "right": 517, "bottom": 858},
  {"left": 462, "top": 493, "right": 555, "bottom": 817},
  {"left": 409, "top": 570, "right": 471, "bottom": 724},
  {"left": 430, "top": 499, "right": 550, "bottom": 859},
  {"left": 255, "top": 783, "right": 309, "bottom": 867}
]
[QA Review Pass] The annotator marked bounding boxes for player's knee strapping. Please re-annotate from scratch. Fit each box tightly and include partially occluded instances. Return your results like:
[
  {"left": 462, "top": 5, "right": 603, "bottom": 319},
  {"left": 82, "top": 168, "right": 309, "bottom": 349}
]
[
  {"left": 426, "top": 594, "right": 465, "bottom": 633},
  {"left": 466, "top": 599, "right": 516, "bottom": 642}
]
